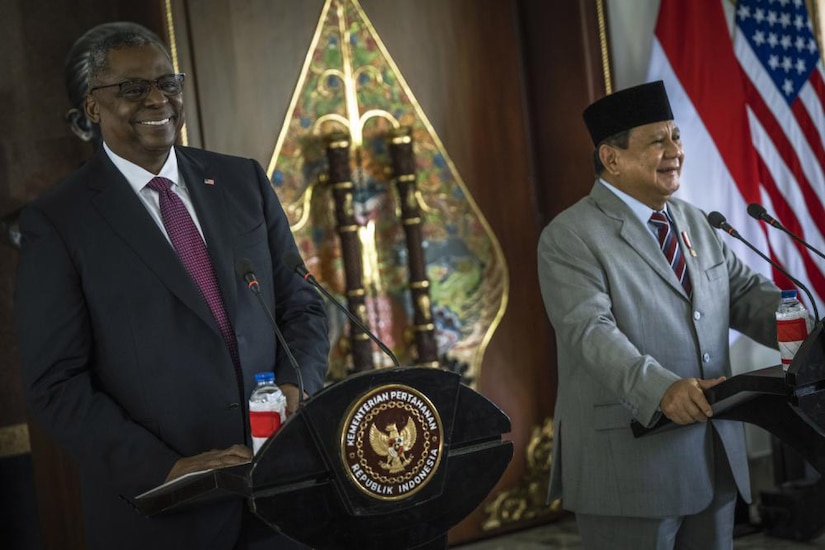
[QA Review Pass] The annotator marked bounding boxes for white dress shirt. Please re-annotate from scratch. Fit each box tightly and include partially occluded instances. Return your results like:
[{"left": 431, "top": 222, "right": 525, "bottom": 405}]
[{"left": 102, "top": 143, "right": 207, "bottom": 244}]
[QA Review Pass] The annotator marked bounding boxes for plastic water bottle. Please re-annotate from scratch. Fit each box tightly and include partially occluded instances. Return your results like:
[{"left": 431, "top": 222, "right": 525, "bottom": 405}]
[
  {"left": 248, "top": 372, "right": 287, "bottom": 454},
  {"left": 776, "top": 290, "right": 813, "bottom": 370}
]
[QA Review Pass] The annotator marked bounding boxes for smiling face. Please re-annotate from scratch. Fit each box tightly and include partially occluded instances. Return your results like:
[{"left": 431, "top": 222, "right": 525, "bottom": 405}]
[
  {"left": 84, "top": 43, "right": 184, "bottom": 174},
  {"left": 598, "top": 120, "right": 684, "bottom": 210}
]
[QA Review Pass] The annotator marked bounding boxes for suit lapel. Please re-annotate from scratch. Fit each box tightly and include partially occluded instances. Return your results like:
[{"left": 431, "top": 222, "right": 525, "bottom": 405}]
[
  {"left": 176, "top": 147, "right": 240, "bottom": 329},
  {"left": 87, "top": 148, "right": 221, "bottom": 335},
  {"left": 590, "top": 182, "right": 690, "bottom": 300}
]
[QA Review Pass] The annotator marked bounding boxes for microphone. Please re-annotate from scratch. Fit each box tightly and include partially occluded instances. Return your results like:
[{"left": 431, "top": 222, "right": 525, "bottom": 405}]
[
  {"left": 237, "top": 257, "right": 259, "bottom": 291},
  {"left": 289, "top": 255, "right": 401, "bottom": 368},
  {"left": 235, "top": 258, "right": 305, "bottom": 405},
  {"left": 707, "top": 211, "right": 739, "bottom": 237},
  {"left": 747, "top": 202, "right": 825, "bottom": 262},
  {"left": 746, "top": 203, "right": 781, "bottom": 229},
  {"left": 707, "top": 211, "right": 820, "bottom": 321}
]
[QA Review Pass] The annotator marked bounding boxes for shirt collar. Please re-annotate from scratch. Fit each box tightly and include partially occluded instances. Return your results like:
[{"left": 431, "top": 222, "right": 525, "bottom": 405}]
[
  {"left": 102, "top": 143, "right": 180, "bottom": 194},
  {"left": 599, "top": 178, "right": 670, "bottom": 226}
]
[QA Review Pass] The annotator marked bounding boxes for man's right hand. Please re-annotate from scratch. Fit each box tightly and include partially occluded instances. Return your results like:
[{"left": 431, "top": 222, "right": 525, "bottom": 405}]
[{"left": 165, "top": 444, "right": 252, "bottom": 483}]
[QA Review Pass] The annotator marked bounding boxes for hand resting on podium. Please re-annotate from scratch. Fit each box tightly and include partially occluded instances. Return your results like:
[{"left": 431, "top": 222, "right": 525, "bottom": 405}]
[
  {"left": 163, "top": 382, "right": 308, "bottom": 483},
  {"left": 659, "top": 376, "right": 727, "bottom": 425},
  {"left": 165, "top": 444, "right": 253, "bottom": 483}
]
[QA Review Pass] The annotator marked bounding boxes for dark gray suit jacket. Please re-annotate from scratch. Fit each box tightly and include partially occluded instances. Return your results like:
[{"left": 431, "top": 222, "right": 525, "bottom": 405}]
[
  {"left": 538, "top": 181, "right": 779, "bottom": 518},
  {"left": 15, "top": 146, "right": 329, "bottom": 548}
]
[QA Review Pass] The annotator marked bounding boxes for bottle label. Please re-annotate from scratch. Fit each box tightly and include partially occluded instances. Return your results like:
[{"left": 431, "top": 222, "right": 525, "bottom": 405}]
[
  {"left": 777, "top": 317, "right": 809, "bottom": 367},
  {"left": 249, "top": 410, "right": 282, "bottom": 438}
]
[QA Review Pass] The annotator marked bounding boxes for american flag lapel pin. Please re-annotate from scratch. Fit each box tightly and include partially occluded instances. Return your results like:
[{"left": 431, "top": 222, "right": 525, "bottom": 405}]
[
  {"left": 204, "top": 178, "right": 215, "bottom": 185},
  {"left": 681, "top": 231, "right": 697, "bottom": 257}
]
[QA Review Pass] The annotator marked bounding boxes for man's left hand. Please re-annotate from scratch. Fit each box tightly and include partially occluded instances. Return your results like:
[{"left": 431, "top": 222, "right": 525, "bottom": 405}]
[
  {"left": 660, "top": 376, "right": 726, "bottom": 425},
  {"left": 278, "top": 383, "right": 305, "bottom": 417}
]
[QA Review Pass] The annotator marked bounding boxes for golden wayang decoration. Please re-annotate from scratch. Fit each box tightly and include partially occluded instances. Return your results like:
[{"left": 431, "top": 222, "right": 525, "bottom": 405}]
[
  {"left": 482, "top": 418, "right": 563, "bottom": 530},
  {"left": 267, "top": 0, "right": 508, "bottom": 386}
]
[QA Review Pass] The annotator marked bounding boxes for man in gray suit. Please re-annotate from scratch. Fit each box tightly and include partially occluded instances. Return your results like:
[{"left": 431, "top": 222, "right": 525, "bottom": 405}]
[{"left": 538, "top": 81, "right": 780, "bottom": 549}]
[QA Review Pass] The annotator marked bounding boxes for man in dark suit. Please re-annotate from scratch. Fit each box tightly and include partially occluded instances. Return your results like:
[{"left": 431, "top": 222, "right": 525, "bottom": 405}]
[{"left": 14, "top": 25, "right": 328, "bottom": 549}]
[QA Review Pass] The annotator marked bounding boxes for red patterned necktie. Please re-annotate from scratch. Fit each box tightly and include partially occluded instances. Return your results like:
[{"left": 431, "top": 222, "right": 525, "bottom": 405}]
[
  {"left": 649, "top": 211, "right": 692, "bottom": 295},
  {"left": 146, "top": 177, "right": 240, "bottom": 367}
]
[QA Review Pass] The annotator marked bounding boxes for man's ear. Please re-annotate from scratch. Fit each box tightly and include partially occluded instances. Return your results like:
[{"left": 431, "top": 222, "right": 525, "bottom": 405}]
[
  {"left": 84, "top": 94, "right": 100, "bottom": 124},
  {"left": 599, "top": 144, "right": 621, "bottom": 176}
]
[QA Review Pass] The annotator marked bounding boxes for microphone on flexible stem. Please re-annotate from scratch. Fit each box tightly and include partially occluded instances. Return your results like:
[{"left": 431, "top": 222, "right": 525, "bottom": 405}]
[
  {"left": 707, "top": 211, "right": 820, "bottom": 321},
  {"left": 707, "top": 210, "right": 741, "bottom": 237},
  {"left": 235, "top": 258, "right": 305, "bottom": 405},
  {"left": 289, "top": 255, "right": 402, "bottom": 368},
  {"left": 746, "top": 203, "right": 783, "bottom": 230},
  {"left": 747, "top": 202, "right": 825, "bottom": 262}
]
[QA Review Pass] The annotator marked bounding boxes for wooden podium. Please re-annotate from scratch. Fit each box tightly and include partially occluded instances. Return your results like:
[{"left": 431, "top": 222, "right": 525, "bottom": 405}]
[{"left": 136, "top": 367, "right": 512, "bottom": 549}]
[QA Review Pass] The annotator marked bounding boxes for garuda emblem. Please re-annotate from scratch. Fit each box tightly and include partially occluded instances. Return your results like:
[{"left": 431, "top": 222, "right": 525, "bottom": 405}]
[
  {"left": 341, "top": 384, "right": 443, "bottom": 500},
  {"left": 369, "top": 417, "right": 417, "bottom": 473}
]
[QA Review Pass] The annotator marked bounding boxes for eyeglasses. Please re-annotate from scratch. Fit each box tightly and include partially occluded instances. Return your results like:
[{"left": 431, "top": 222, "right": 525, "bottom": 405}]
[{"left": 89, "top": 73, "right": 186, "bottom": 102}]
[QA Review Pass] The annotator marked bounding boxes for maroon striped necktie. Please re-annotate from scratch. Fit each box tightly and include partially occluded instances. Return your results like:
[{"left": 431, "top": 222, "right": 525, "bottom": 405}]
[
  {"left": 649, "top": 211, "right": 692, "bottom": 295},
  {"left": 146, "top": 177, "right": 240, "bottom": 367}
]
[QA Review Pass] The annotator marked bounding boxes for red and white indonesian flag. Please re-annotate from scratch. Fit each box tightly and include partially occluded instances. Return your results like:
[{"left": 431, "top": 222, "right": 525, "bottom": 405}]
[{"left": 648, "top": 0, "right": 825, "bottom": 315}]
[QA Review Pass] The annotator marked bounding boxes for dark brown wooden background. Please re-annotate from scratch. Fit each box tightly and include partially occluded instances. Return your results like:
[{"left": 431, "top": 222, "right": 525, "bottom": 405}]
[{"left": 0, "top": 1, "right": 607, "bottom": 547}]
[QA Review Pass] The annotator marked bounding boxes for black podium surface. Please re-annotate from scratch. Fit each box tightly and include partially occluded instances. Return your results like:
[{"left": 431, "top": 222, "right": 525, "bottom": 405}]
[
  {"left": 136, "top": 367, "right": 512, "bottom": 549},
  {"left": 632, "top": 322, "right": 825, "bottom": 476}
]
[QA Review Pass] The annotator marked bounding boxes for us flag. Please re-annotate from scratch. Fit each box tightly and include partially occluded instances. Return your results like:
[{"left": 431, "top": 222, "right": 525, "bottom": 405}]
[{"left": 648, "top": 0, "right": 825, "bottom": 316}]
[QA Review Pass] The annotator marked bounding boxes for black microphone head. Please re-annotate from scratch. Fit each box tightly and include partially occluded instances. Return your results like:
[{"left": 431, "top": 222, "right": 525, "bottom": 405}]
[
  {"left": 747, "top": 203, "right": 766, "bottom": 220},
  {"left": 707, "top": 211, "right": 727, "bottom": 229},
  {"left": 235, "top": 257, "right": 256, "bottom": 280},
  {"left": 286, "top": 253, "right": 309, "bottom": 277}
]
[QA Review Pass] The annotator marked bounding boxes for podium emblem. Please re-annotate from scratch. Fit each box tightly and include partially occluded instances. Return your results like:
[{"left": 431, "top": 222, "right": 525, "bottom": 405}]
[{"left": 341, "top": 384, "right": 444, "bottom": 500}]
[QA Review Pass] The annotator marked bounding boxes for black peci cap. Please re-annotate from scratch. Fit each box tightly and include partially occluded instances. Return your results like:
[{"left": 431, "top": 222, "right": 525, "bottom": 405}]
[{"left": 583, "top": 81, "right": 674, "bottom": 146}]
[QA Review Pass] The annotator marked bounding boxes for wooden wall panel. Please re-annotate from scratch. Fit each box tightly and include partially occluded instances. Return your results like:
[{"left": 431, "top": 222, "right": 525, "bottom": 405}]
[
  {"left": 180, "top": 0, "right": 326, "bottom": 158},
  {"left": 519, "top": 0, "right": 608, "bottom": 227}
]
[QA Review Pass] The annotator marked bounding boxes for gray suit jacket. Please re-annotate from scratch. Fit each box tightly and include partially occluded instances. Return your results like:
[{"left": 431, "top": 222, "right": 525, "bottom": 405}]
[{"left": 537, "top": 181, "right": 779, "bottom": 518}]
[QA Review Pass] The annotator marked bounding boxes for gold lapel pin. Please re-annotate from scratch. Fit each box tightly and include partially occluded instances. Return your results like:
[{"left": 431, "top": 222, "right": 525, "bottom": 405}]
[{"left": 681, "top": 231, "right": 697, "bottom": 257}]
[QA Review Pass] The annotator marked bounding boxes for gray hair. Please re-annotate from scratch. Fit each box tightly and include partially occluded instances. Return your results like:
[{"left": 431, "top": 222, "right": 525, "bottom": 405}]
[{"left": 64, "top": 22, "right": 169, "bottom": 143}]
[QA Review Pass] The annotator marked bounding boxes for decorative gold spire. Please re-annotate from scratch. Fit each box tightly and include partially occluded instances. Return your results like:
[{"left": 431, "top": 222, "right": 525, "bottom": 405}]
[{"left": 265, "top": 0, "right": 508, "bottom": 385}]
